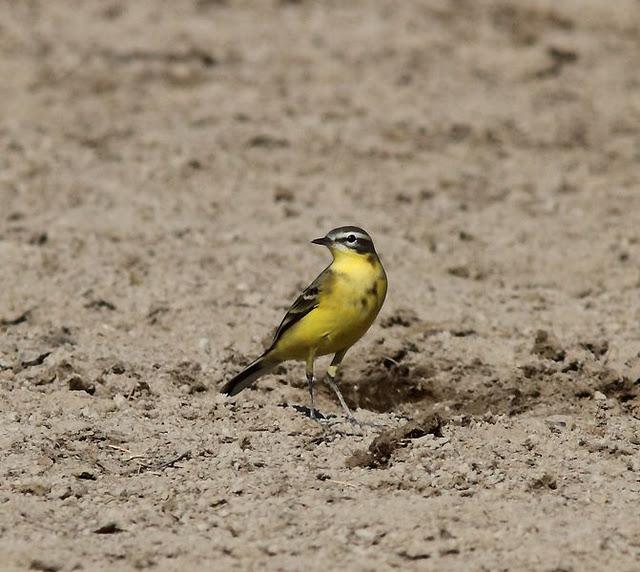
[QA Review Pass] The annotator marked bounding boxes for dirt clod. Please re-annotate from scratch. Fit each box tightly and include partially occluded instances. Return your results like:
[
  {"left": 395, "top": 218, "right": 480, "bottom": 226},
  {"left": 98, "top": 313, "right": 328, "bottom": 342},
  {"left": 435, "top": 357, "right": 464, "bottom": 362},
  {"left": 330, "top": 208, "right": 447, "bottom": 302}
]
[
  {"left": 93, "top": 522, "right": 124, "bottom": 534},
  {"left": 68, "top": 375, "right": 95, "bottom": 395},
  {"left": 0, "top": 309, "right": 32, "bottom": 327},
  {"left": 30, "top": 559, "right": 61, "bottom": 572},
  {"left": 532, "top": 330, "right": 566, "bottom": 362},
  {"left": 346, "top": 413, "right": 444, "bottom": 469},
  {"left": 529, "top": 473, "right": 558, "bottom": 491}
]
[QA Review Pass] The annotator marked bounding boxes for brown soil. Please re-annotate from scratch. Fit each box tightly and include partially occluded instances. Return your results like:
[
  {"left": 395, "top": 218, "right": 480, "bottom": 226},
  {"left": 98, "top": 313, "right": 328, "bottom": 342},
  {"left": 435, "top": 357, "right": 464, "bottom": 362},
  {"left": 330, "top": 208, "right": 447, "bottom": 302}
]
[{"left": 2, "top": 1, "right": 640, "bottom": 570}]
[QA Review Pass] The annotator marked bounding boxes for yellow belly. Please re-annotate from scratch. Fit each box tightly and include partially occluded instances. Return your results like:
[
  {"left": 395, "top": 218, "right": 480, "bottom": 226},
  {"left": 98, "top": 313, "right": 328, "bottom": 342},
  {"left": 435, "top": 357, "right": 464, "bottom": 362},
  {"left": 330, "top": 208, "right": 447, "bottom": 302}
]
[
  {"left": 272, "top": 304, "right": 375, "bottom": 360},
  {"left": 269, "top": 253, "right": 387, "bottom": 361}
]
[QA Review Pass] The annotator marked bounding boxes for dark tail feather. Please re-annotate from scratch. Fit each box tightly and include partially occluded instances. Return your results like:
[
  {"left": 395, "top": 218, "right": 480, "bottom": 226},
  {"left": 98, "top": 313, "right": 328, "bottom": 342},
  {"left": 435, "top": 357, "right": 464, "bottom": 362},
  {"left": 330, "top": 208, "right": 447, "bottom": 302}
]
[{"left": 220, "top": 355, "right": 275, "bottom": 396}]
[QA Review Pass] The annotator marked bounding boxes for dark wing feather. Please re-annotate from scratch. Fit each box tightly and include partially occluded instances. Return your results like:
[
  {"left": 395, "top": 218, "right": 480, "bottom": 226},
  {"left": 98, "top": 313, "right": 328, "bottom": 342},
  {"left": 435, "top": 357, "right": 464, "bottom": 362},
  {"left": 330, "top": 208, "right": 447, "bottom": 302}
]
[{"left": 269, "top": 267, "right": 331, "bottom": 347}]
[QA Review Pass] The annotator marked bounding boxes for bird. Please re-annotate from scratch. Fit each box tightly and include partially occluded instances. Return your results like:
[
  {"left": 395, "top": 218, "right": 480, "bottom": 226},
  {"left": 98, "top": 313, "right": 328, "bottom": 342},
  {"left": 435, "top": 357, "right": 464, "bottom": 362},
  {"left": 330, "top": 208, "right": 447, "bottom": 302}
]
[{"left": 220, "top": 226, "right": 387, "bottom": 423}]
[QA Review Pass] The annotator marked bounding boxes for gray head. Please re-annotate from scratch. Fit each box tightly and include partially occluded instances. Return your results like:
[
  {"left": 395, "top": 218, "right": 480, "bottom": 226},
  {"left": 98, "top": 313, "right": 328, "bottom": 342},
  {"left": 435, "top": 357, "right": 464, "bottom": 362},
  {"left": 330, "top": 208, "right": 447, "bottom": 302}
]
[{"left": 311, "top": 226, "right": 377, "bottom": 255}]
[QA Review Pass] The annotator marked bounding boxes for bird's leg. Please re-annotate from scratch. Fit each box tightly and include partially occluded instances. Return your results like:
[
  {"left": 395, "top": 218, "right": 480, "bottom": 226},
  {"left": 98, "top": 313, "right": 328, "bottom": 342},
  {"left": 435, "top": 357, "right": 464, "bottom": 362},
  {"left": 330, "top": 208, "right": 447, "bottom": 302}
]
[
  {"left": 306, "top": 351, "right": 317, "bottom": 421},
  {"left": 325, "top": 350, "right": 360, "bottom": 426}
]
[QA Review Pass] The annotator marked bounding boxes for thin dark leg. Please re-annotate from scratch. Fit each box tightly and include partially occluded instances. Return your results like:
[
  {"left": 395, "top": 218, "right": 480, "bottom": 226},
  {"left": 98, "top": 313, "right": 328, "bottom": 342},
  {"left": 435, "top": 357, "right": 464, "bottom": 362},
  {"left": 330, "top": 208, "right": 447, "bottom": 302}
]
[
  {"left": 306, "top": 371, "right": 316, "bottom": 420},
  {"left": 325, "top": 350, "right": 360, "bottom": 425},
  {"left": 306, "top": 351, "right": 317, "bottom": 420}
]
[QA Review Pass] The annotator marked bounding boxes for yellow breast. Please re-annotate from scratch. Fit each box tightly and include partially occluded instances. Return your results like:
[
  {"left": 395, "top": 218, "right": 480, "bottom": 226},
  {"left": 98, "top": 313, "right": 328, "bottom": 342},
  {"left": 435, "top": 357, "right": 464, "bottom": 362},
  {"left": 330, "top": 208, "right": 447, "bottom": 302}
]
[{"left": 272, "top": 251, "right": 387, "bottom": 360}]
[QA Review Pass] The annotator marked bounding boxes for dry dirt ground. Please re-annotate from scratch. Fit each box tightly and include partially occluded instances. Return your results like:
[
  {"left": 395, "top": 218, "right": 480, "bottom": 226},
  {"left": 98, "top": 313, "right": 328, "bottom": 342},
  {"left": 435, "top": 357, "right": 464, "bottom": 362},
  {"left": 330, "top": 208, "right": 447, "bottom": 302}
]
[{"left": 2, "top": 1, "right": 640, "bottom": 570}]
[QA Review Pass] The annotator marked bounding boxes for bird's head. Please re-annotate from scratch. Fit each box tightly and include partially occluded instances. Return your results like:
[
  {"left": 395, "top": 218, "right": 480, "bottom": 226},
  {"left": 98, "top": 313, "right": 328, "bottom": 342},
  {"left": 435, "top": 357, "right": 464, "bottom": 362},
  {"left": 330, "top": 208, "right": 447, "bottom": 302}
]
[{"left": 311, "top": 226, "right": 377, "bottom": 257}]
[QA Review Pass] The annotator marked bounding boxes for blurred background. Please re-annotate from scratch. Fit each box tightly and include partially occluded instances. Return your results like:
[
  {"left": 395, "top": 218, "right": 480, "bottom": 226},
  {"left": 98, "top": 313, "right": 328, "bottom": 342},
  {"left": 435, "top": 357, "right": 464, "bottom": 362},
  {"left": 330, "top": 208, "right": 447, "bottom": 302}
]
[{"left": 1, "top": 1, "right": 640, "bottom": 570}]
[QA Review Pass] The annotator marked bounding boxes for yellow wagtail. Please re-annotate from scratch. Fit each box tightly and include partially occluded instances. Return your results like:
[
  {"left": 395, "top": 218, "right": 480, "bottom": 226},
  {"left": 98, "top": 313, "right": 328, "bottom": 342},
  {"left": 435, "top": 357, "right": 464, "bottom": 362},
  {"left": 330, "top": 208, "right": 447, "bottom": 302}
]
[{"left": 221, "top": 226, "right": 387, "bottom": 423}]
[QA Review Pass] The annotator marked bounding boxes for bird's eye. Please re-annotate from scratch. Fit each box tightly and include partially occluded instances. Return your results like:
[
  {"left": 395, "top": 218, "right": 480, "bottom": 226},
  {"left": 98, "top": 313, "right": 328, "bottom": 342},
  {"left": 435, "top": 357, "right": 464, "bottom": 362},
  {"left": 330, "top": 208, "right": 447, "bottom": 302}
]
[{"left": 346, "top": 234, "right": 356, "bottom": 243}]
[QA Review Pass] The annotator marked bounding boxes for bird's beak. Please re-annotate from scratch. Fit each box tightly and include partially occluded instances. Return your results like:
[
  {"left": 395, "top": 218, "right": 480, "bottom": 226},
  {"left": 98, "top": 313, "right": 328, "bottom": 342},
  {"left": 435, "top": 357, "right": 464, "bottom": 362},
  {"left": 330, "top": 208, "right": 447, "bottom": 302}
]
[{"left": 311, "top": 236, "right": 331, "bottom": 246}]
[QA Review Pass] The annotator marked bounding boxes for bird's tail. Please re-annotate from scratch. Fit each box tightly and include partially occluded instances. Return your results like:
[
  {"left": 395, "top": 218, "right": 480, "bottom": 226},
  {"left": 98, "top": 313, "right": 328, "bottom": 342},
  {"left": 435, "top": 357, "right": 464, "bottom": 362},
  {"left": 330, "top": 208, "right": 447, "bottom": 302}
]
[{"left": 220, "top": 353, "right": 276, "bottom": 396}]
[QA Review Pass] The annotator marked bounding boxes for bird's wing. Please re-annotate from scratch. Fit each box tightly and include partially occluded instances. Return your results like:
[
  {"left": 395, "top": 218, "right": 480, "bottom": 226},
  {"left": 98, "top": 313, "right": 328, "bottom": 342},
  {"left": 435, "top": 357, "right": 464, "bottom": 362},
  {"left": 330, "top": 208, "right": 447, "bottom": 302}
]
[{"left": 269, "top": 266, "right": 331, "bottom": 347}]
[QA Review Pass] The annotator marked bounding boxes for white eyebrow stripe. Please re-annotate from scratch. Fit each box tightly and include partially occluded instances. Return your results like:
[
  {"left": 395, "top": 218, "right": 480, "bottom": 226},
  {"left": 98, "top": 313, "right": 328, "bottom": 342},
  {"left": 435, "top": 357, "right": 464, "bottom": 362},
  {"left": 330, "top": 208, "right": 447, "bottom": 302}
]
[{"left": 336, "top": 231, "right": 371, "bottom": 241}]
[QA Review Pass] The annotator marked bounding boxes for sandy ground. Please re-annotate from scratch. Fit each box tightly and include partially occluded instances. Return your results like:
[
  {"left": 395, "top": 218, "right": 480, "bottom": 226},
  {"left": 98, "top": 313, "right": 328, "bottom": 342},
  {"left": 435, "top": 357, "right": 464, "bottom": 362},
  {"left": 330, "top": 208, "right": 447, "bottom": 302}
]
[{"left": 1, "top": 0, "right": 640, "bottom": 570}]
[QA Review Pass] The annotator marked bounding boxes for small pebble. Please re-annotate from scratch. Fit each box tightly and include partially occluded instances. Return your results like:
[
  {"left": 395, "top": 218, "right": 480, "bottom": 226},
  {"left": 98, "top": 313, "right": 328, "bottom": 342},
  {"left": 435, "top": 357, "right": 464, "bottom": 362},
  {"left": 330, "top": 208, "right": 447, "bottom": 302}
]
[
  {"left": 354, "top": 528, "right": 377, "bottom": 543},
  {"left": 198, "top": 338, "right": 211, "bottom": 354}
]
